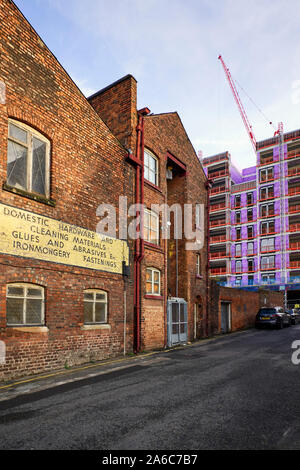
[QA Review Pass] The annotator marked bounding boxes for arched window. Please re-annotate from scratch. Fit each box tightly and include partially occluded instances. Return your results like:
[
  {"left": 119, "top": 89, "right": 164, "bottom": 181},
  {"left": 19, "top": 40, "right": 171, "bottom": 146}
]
[
  {"left": 146, "top": 268, "right": 161, "bottom": 295},
  {"left": 7, "top": 119, "right": 50, "bottom": 197},
  {"left": 84, "top": 290, "right": 108, "bottom": 324},
  {"left": 144, "top": 149, "right": 158, "bottom": 186},
  {"left": 6, "top": 284, "right": 45, "bottom": 326}
]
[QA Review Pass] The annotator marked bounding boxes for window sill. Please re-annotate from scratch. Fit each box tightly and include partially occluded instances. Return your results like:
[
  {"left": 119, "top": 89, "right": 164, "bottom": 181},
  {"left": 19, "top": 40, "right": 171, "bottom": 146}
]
[
  {"left": 144, "top": 295, "right": 163, "bottom": 300},
  {"left": 80, "top": 324, "right": 111, "bottom": 331},
  {"left": 3, "top": 182, "right": 56, "bottom": 207},
  {"left": 7, "top": 326, "right": 49, "bottom": 333},
  {"left": 144, "top": 241, "right": 163, "bottom": 252},
  {"left": 144, "top": 180, "right": 163, "bottom": 193}
]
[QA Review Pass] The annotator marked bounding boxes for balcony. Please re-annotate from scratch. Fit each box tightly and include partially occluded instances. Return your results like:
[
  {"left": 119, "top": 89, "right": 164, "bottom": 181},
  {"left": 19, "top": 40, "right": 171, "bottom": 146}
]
[
  {"left": 286, "top": 149, "right": 300, "bottom": 160},
  {"left": 288, "top": 187, "right": 300, "bottom": 197},
  {"left": 289, "top": 242, "right": 300, "bottom": 251},
  {"left": 259, "top": 156, "right": 274, "bottom": 166},
  {"left": 208, "top": 169, "right": 229, "bottom": 179},
  {"left": 210, "top": 267, "right": 227, "bottom": 275},
  {"left": 288, "top": 223, "right": 300, "bottom": 233},
  {"left": 209, "top": 251, "right": 228, "bottom": 260},
  {"left": 210, "top": 219, "right": 227, "bottom": 228},
  {"left": 210, "top": 203, "right": 227, "bottom": 212},
  {"left": 289, "top": 261, "right": 300, "bottom": 269},
  {"left": 210, "top": 235, "right": 227, "bottom": 244},
  {"left": 288, "top": 167, "right": 300, "bottom": 177},
  {"left": 210, "top": 186, "right": 227, "bottom": 195},
  {"left": 289, "top": 204, "right": 300, "bottom": 214}
]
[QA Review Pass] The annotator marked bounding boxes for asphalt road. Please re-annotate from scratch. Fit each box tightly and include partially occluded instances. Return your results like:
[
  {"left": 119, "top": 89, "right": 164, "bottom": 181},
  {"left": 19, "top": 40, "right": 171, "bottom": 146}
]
[{"left": 0, "top": 325, "right": 300, "bottom": 450}]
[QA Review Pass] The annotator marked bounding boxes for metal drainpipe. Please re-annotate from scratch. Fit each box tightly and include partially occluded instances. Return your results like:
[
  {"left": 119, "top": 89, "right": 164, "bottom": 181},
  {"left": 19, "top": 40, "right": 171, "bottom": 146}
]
[
  {"left": 134, "top": 115, "right": 142, "bottom": 353},
  {"left": 205, "top": 179, "right": 213, "bottom": 337}
]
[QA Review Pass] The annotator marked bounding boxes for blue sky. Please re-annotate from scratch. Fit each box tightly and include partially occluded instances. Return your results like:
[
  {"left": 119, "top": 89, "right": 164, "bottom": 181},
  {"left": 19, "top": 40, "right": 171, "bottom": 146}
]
[{"left": 13, "top": 0, "right": 300, "bottom": 170}]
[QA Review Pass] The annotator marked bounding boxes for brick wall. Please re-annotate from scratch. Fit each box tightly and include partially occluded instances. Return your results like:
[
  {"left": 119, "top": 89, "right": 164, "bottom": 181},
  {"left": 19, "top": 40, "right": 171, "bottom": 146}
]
[
  {"left": 0, "top": 0, "right": 134, "bottom": 381},
  {"left": 210, "top": 281, "right": 284, "bottom": 334}
]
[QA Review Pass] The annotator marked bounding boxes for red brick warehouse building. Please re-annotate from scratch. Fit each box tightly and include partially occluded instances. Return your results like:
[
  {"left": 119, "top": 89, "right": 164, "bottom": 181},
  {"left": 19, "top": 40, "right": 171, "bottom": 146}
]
[
  {"left": 0, "top": 0, "right": 134, "bottom": 381},
  {"left": 0, "top": 0, "right": 209, "bottom": 381},
  {"left": 89, "top": 76, "right": 209, "bottom": 351}
]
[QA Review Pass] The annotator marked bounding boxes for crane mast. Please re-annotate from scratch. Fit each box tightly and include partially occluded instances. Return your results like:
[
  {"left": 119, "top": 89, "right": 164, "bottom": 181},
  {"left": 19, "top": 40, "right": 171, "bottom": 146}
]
[{"left": 218, "top": 55, "right": 257, "bottom": 154}]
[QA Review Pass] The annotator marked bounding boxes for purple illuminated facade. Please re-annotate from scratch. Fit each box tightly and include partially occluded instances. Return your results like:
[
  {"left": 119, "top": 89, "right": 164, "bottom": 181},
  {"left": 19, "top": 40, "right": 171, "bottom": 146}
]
[{"left": 202, "top": 129, "right": 300, "bottom": 293}]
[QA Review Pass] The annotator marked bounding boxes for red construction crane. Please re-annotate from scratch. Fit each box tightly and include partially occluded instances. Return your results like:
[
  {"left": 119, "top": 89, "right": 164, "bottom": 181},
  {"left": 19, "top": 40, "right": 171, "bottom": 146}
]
[{"left": 218, "top": 55, "right": 257, "bottom": 154}]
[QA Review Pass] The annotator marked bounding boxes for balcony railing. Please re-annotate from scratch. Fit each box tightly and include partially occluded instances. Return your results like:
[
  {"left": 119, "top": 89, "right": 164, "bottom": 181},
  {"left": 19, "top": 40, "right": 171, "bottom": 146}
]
[
  {"left": 210, "top": 235, "right": 227, "bottom": 244},
  {"left": 208, "top": 169, "right": 229, "bottom": 179},
  {"left": 260, "top": 246, "right": 276, "bottom": 253},
  {"left": 289, "top": 242, "right": 300, "bottom": 250},
  {"left": 209, "top": 252, "right": 228, "bottom": 259},
  {"left": 288, "top": 167, "right": 300, "bottom": 177},
  {"left": 261, "top": 265, "right": 276, "bottom": 271},
  {"left": 289, "top": 223, "right": 300, "bottom": 232},
  {"left": 210, "top": 219, "right": 226, "bottom": 227},
  {"left": 259, "top": 156, "right": 274, "bottom": 166},
  {"left": 288, "top": 187, "right": 300, "bottom": 196},
  {"left": 286, "top": 150, "right": 300, "bottom": 160},
  {"left": 289, "top": 205, "right": 300, "bottom": 214},
  {"left": 289, "top": 261, "right": 300, "bottom": 269},
  {"left": 210, "top": 203, "right": 227, "bottom": 212},
  {"left": 210, "top": 186, "right": 227, "bottom": 195},
  {"left": 210, "top": 267, "right": 227, "bottom": 275}
]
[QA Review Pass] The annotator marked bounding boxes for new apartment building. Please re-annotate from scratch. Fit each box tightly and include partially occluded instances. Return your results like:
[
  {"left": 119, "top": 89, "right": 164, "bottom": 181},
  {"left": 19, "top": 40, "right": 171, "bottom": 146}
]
[{"left": 202, "top": 128, "right": 300, "bottom": 306}]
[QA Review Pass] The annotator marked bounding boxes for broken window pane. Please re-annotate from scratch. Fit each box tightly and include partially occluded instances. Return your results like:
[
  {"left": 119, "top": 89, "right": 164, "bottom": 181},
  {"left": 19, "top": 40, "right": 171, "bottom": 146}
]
[
  {"left": 7, "top": 140, "right": 27, "bottom": 190},
  {"left": 32, "top": 137, "right": 46, "bottom": 195}
]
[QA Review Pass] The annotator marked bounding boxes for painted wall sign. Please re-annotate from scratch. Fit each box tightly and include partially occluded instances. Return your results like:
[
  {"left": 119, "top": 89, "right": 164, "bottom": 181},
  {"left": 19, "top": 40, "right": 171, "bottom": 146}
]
[{"left": 0, "top": 203, "right": 129, "bottom": 274}]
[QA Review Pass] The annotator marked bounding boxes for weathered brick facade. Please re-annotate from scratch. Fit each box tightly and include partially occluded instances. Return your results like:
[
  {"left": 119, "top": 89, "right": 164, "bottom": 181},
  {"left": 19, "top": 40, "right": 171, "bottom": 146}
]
[
  {"left": 89, "top": 78, "right": 209, "bottom": 351},
  {"left": 209, "top": 281, "right": 284, "bottom": 333},
  {"left": 0, "top": 0, "right": 135, "bottom": 381}
]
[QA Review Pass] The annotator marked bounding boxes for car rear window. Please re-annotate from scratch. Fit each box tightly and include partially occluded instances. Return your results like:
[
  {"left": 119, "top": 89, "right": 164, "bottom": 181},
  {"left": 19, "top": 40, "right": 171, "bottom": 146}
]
[{"left": 258, "top": 308, "right": 276, "bottom": 315}]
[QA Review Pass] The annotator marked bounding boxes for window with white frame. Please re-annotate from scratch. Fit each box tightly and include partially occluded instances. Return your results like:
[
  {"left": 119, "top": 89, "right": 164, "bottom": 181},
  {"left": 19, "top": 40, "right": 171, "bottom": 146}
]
[
  {"left": 260, "top": 167, "right": 273, "bottom": 182},
  {"left": 236, "top": 276, "right": 242, "bottom": 286},
  {"left": 235, "top": 243, "right": 242, "bottom": 257},
  {"left": 261, "top": 220, "right": 275, "bottom": 235},
  {"left": 247, "top": 242, "right": 254, "bottom": 255},
  {"left": 236, "top": 260, "right": 242, "bottom": 273},
  {"left": 260, "top": 203, "right": 274, "bottom": 218},
  {"left": 6, "top": 284, "right": 44, "bottom": 326},
  {"left": 196, "top": 254, "right": 201, "bottom": 275},
  {"left": 144, "top": 149, "right": 158, "bottom": 186},
  {"left": 144, "top": 209, "right": 159, "bottom": 245},
  {"left": 261, "top": 238, "right": 275, "bottom": 252},
  {"left": 146, "top": 268, "right": 161, "bottom": 295},
  {"left": 260, "top": 185, "right": 274, "bottom": 200},
  {"left": 261, "top": 256, "right": 275, "bottom": 270},
  {"left": 7, "top": 120, "right": 50, "bottom": 197},
  {"left": 84, "top": 290, "right": 108, "bottom": 324}
]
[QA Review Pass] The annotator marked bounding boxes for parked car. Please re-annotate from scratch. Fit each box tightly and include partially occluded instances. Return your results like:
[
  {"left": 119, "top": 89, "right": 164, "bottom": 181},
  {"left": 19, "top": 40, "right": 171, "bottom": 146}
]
[
  {"left": 255, "top": 306, "right": 291, "bottom": 329},
  {"left": 286, "top": 308, "right": 300, "bottom": 325}
]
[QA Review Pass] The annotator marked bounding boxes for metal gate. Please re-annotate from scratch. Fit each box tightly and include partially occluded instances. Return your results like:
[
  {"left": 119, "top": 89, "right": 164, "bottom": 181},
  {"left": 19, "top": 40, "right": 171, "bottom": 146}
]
[
  {"left": 167, "top": 298, "right": 188, "bottom": 347},
  {"left": 221, "top": 302, "right": 231, "bottom": 333}
]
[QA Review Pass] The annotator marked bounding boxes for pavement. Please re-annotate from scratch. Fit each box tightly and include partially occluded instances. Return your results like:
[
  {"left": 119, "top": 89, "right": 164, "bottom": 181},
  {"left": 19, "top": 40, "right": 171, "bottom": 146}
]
[{"left": 0, "top": 326, "right": 299, "bottom": 450}]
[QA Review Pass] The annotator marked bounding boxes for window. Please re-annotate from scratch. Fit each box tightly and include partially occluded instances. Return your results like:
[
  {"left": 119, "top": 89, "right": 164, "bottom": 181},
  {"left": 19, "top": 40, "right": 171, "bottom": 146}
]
[
  {"left": 235, "top": 243, "right": 242, "bottom": 257},
  {"left": 260, "top": 186, "right": 274, "bottom": 200},
  {"left": 261, "top": 274, "right": 275, "bottom": 284},
  {"left": 236, "top": 276, "right": 242, "bottom": 286},
  {"left": 6, "top": 284, "right": 44, "bottom": 326},
  {"left": 260, "top": 203, "right": 274, "bottom": 218},
  {"left": 144, "top": 209, "right": 159, "bottom": 245},
  {"left": 196, "top": 254, "right": 201, "bottom": 275},
  {"left": 247, "top": 226, "right": 254, "bottom": 238},
  {"left": 235, "top": 195, "right": 241, "bottom": 208},
  {"left": 236, "top": 227, "right": 241, "bottom": 240},
  {"left": 261, "top": 221, "right": 275, "bottom": 235},
  {"left": 146, "top": 268, "right": 161, "bottom": 295},
  {"left": 247, "top": 192, "right": 253, "bottom": 205},
  {"left": 261, "top": 238, "right": 274, "bottom": 252},
  {"left": 248, "top": 275, "right": 254, "bottom": 286},
  {"left": 248, "top": 259, "right": 254, "bottom": 272},
  {"left": 260, "top": 167, "right": 273, "bottom": 182},
  {"left": 144, "top": 149, "right": 158, "bottom": 186},
  {"left": 247, "top": 209, "right": 253, "bottom": 221},
  {"left": 7, "top": 120, "right": 50, "bottom": 197},
  {"left": 236, "top": 260, "right": 242, "bottom": 273},
  {"left": 84, "top": 290, "right": 107, "bottom": 324},
  {"left": 261, "top": 256, "right": 275, "bottom": 270},
  {"left": 247, "top": 242, "right": 254, "bottom": 255},
  {"left": 236, "top": 211, "right": 241, "bottom": 224}
]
